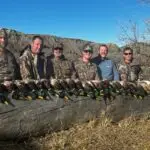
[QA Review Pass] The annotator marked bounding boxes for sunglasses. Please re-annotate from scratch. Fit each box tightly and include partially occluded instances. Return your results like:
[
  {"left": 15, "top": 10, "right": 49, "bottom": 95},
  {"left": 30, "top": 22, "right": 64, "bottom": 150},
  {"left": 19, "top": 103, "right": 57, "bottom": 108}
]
[
  {"left": 124, "top": 53, "right": 132, "bottom": 55},
  {"left": 83, "top": 50, "right": 92, "bottom": 53}
]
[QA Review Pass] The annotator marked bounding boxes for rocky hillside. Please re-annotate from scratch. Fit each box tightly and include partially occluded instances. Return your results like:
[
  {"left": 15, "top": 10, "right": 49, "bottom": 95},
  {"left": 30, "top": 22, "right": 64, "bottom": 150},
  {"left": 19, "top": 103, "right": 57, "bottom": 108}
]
[
  {"left": 5, "top": 28, "right": 121, "bottom": 62},
  {"left": 4, "top": 28, "right": 150, "bottom": 68}
]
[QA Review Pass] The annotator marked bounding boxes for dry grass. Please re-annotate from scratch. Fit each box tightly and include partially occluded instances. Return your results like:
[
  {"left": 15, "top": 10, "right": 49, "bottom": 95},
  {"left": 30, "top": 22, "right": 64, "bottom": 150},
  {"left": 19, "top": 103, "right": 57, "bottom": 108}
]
[
  {"left": 1, "top": 115, "right": 150, "bottom": 150},
  {"left": 30, "top": 115, "right": 150, "bottom": 150}
]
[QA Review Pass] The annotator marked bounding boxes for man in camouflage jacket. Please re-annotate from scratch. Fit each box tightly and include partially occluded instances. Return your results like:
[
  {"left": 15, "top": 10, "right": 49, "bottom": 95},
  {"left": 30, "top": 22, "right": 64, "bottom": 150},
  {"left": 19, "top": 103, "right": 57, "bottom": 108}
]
[
  {"left": 118, "top": 47, "right": 142, "bottom": 82},
  {"left": 46, "top": 42, "right": 77, "bottom": 79},
  {"left": 74, "top": 45, "right": 100, "bottom": 81},
  {"left": 19, "top": 36, "right": 46, "bottom": 80},
  {"left": 0, "top": 28, "right": 19, "bottom": 82}
]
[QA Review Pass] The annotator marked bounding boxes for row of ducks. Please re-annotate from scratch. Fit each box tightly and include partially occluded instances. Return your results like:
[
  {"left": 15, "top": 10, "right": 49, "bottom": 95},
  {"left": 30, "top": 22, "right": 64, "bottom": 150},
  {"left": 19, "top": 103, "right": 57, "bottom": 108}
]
[{"left": 0, "top": 79, "right": 150, "bottom": 106}]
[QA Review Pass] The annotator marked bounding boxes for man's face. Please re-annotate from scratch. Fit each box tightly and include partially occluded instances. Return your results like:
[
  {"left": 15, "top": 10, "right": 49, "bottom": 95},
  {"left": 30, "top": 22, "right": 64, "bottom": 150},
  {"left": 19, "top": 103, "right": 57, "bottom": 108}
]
[
  {"left": 123, "top": 50, "right": 133, "bottom": 62},
  {"left": 0, "top": 36, "right": 6, "bottom": 49},
  {"left": 53, "top": 48, "right": 63, "bottom": 58},
  {"left": 31, "top": 38, "right": 42, "bottom": 55},
  {"left": 82, "top": 50, "right": 93, "bottom": 60},
  {"left": 99, "top": 46, "right": 108, "bottom": 58}
]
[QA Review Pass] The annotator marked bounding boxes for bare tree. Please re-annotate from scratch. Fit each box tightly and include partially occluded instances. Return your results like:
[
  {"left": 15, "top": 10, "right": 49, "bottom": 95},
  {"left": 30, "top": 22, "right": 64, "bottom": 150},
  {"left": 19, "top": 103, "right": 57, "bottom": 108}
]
[
  {"left": 118, "top": 20, "right": 144, "bottom": 53},
  {"left": 119, "top": 21, "right": 138, "bottom": 43},
  {"left": 145, "top": 19, "right": 150, "bottom": 35},
  {"left": 118, "top": 19, "right": 150, "bottom": 67}
]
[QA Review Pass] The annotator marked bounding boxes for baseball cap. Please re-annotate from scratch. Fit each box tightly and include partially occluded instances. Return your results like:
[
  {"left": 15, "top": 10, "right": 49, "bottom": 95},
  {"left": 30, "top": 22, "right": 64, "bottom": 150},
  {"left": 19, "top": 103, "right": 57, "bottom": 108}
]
[
  {"left": 53, "top": 42, "right": 63, "bottom": 50},
  {"left": 0, "top": 28, "right": 7, "bottom": 37},
  {"left": 83, "top": 45, "right": 93, "bottom": 53}
]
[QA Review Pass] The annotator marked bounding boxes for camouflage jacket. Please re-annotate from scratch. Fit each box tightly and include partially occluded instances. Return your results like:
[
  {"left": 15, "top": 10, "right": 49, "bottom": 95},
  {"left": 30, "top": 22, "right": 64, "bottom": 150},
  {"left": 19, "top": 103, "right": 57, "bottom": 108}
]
[
  {"left": 46, "top": 55, "right": 77, "bottom": 79},
  {"left": 0, "top": 49, "right": 20, "bottom": 82},
  {"left": 117, "top": 58, "right": 142, "bottom": 82},
  {"left": 74, "top": 58, "right": 100, "bottom": 81},
  {"left": 19, "top": 48, "right": 46, "bottom": 80}
]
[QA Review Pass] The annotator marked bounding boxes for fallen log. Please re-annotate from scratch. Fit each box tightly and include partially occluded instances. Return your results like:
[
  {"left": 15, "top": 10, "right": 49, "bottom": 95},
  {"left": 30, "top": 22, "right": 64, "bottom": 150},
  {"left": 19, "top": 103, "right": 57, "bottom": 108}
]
[
  {"left": 0, "top": 96, "right": 105, "bottom": 140},
  {"left": 0, "top": 95, "right": 150, "bottom": 140}
]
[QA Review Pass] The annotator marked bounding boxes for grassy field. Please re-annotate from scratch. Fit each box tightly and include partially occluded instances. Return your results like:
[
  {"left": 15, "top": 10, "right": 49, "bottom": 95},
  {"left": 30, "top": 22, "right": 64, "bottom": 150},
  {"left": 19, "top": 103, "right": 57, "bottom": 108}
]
[{"left": 1, "top": 114, "right": 150, "bottom": 150}]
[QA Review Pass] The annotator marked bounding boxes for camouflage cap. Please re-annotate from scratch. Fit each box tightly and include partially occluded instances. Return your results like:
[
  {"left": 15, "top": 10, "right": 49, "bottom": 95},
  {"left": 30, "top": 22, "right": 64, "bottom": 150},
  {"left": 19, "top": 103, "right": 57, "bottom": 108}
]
[
  {"left": 0, "top": 28, "right": 7, "bottom": 37},
  {"left": 83, "top": 45, "right": 93, "bottom": 53},
  {"left": 53, "top": 42, "right": 63, "bottom": 50}
]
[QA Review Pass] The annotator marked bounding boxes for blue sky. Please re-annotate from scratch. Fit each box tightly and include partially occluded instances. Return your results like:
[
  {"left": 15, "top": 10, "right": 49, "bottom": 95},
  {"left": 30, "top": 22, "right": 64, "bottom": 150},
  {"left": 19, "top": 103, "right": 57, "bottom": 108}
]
[{"left": 1, "top": 0, "right": 150, "bottom": 45}]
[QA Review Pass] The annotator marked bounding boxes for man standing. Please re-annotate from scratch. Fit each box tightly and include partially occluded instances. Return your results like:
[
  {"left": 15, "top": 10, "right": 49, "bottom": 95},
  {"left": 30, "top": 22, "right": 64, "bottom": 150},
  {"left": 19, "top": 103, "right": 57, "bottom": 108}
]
[
  {"left": 46, "top": 42, "right": 77, "bottom": 79},
  {"left": 92, "top": 44, "right": 119, "bottom": 81},
  {"left": 74, "top": 45, "right": 99, "bottom": 81},
  {"left": 0, "top": 28, "right": 19, "bottom": 82},
  {"left": 118, "top": 47, "right": 142, "bottom": 82},
  {"left": 19, "top": 36, "right": 45, "bottom": 80}
]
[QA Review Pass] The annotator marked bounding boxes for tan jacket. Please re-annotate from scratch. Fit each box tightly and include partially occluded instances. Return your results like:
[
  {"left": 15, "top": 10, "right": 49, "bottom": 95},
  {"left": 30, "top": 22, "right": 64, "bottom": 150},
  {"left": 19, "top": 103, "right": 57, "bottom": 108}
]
[
  {"left": 19, "top": 48, "right": 46, "bottom": 80},
  {"left": 74, "top": 58, "right": 100, "bottom": 81},
  {"left": 46, "top": 55, "right": 77, "bottom": 79},
  {"left": 117, "top": 58, "right": 142, "bottom": 81}
]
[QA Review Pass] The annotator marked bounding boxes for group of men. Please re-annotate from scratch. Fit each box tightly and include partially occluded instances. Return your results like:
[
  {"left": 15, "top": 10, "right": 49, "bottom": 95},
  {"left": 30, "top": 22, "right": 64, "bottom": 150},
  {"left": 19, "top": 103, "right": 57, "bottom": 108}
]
[{"left": 0, "top": 28, "right": 142, "bottom": 83}]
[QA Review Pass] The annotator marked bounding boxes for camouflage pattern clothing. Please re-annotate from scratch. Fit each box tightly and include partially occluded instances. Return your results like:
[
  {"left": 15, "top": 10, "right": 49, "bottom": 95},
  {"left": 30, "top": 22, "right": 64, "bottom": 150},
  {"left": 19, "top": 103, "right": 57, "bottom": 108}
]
[
  {"left": 0, "top": 49, "right": 19, "bottom": 82},
  {"left": 46, "top": 55, "right": 77, "bottom": 79},
  {"left": 117, "top": 58, "right": 142, "bottom": 82},
  {"left": 19, "top": 48, "right": 46, "bottom": 80},
  {"left": 74, "top": 58, "right": 100, "bottom": 81}
]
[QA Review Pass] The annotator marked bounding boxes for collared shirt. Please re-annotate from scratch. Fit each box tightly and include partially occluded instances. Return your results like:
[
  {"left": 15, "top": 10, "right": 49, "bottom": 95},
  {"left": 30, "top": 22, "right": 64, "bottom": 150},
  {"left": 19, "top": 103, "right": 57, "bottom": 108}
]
[
  {"left": 32, "top": 53, "right": 39, "bottom": 79},
  {"left": 92, "top": 56, "right": 119, "bottom": 81}
]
